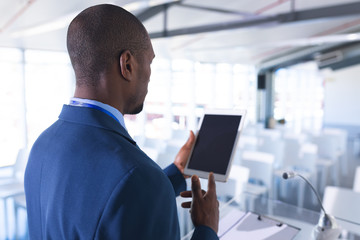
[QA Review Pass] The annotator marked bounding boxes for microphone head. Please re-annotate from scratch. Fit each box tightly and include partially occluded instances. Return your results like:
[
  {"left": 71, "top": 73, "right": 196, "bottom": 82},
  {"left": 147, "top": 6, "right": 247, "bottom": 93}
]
[{"left": 282, "top": 171, "right": 296, "bottom": 179}]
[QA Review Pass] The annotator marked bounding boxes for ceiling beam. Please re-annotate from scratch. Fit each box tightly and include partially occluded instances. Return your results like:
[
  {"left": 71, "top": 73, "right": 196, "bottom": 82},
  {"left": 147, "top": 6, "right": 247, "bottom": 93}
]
[
  {"left": 136, "top": 2, "right": 179, "bottom": 22},
  {"left": 283, "top": 2, "right": 360, "bottom": 22},
  {"left": 177, "top": 3, "right": 256, "bottom": 18},
  {"left": 149, "top": 2, "right": 360, "bottom": 39},
  {"left": 149, "top": 15, "right": 279, "bottom": 38}
]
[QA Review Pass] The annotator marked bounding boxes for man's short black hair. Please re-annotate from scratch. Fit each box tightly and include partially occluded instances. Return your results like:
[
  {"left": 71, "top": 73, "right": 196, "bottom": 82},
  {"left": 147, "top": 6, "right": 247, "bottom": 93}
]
[{"left": 67, "top": 4, "right": 149, "bottom": 86}]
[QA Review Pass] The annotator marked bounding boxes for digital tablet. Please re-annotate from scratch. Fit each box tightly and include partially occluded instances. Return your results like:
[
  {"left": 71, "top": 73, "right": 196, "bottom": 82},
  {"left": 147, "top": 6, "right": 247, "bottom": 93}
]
[{"left": 184, "top": 109, "right": 246, "bottom": 182}]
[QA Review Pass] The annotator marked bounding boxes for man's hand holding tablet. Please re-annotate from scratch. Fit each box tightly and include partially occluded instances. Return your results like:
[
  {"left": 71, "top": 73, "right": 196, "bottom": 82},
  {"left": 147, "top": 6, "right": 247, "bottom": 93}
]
[
  {"left": 184, "top": 109, "right": 246, "bottom": 182},
  {"left": 174, "top": 109, "right": 246, "bottom": 238}
]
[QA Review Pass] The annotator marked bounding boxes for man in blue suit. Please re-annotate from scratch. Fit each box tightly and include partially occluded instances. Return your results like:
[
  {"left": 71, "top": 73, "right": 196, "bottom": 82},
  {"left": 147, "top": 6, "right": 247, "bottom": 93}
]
[{"left": 25, "top": 4, "right": 219, "bottom": 240}]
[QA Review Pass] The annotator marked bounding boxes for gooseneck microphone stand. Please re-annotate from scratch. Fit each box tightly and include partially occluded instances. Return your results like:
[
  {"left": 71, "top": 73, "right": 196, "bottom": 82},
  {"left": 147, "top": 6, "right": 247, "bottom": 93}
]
[{"left": 282, "top": 171, "right": 341, "bottom": 240}]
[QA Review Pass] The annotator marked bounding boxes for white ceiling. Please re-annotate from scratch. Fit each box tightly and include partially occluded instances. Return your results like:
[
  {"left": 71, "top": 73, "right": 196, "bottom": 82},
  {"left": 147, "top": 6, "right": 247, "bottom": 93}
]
[{"left": 1, "top": 0, "right": 360, "bottom": 66}]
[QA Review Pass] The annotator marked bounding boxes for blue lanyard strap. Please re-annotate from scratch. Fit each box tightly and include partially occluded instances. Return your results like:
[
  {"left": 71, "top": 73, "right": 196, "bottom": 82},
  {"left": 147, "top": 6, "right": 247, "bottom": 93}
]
[{"left": 69, "top": 100, "right": 121, "bottom": 124}]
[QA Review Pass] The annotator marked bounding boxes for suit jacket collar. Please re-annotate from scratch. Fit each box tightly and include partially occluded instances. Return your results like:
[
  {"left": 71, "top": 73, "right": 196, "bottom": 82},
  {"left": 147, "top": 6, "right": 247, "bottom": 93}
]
[{"left": 59, "top": 104, "right": 136, "bottom": 145}]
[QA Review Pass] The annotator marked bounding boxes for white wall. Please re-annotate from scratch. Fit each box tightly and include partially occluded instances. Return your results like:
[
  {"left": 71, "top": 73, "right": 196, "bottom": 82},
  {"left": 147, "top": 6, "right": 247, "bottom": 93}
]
[{"left": 323, "top": 65, "right": 360, "bottom": 126}]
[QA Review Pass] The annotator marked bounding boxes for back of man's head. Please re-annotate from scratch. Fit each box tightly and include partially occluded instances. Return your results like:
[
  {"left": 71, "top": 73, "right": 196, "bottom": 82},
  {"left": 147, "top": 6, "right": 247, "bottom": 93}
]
[{"left": 67, "top": 4, "right": 149, "bottom": 86}]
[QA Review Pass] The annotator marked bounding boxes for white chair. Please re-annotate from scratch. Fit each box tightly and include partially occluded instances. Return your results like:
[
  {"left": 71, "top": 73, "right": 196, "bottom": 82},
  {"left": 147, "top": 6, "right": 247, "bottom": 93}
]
[
  {"left": 275, "top": 135, "right": 303, "bottom": 201},
  {"left": 257, "top": 130, "right": 284, "bottom": 169},
  {"left": 257, "top": 128, "right": 282, "bottom": 140},
  {"left": 282, "top": 133, "right": 304, "bottom": 167},
  {"left": 0, "top": 148, "right": 28, "bottom": 239},
  {"left": 323, "top": 128, "right": 347, "bottom": 156},
  {"left": 241, "top": 123, "right": 264, "bottom": 137},
  {"left": 0, "top": 148, "right": 29, "bottom": 185},
  {"left": 13, "top": 194, "right": 28, "bottom": 240},
  {"left": 238, "top": 151, "right": 274, "bottom": 212},
  {"left": 274, "top": 132, "right": 319, "bottom": 207},
  {"left": 324, "top": 128, "right": 348, "bottom": 176},
  {"left": 237, "top": 135, "right": 259, "bottom": 151},
  {"left": 216, "top": 165, "right": 250, "bottom": 199},
  {"left": 295, "top": 143, "right": 319, "bottom": 206},
  {"left": 312, "top": 133, "right": 342, "bottom": 187},
  {"left": 0, "top": 182, "right": 25, "bottom": 240},
  {"left": 353, "top": 166, "right": 360, "bottom": 192},
  {"left": 240, "top": 150, "right": 275, "bottom": 198},
  {"left": 323, "top": 186, "right": 360, "bottom": 224}
]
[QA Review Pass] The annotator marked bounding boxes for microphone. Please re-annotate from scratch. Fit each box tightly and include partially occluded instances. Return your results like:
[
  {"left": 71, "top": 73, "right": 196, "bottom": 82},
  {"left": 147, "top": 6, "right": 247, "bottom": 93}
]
[
  {"left": 282, "top": 171, "right": 296, "bottom": 180},
  {"left": 282, "top": 171, "right": 341, "bottom": 240},
  {"left": 282, "top": 171, "right": 326, "bottom": 214}
]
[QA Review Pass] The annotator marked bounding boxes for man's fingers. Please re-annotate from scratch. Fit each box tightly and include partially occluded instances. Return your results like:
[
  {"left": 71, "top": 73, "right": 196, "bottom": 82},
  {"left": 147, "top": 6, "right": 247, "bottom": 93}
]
[
  {"left": 180, "top": 191, "right": 192, "bottom": 198},
  {"left": 207, "top": 172, "right": 216, "bottom": 194},
  {"left": 179, "top": 131, "right": 195, "bottom": 153},
  {"left": 191, "top": 175, "right": 203, "bottom": 200},
  {"left": 181, "top": 190, "right": 206, "bottom": 198},
  {"left": 181, "top": 201, "right": 192, "bottom": 208},
  {"left": 173, "top": 131, "right": 196, "bottom": 175},
  {"left": 186, "top": 130, "right": 195, "bottom": 147}
]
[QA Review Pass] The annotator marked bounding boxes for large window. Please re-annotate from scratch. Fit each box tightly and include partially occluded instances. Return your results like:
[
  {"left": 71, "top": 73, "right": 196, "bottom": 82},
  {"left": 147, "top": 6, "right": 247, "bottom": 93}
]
[
  {"left": 0, "top": 47, "right": 257, "bottom": 166},
  {"left": 273, "top": 62, "right": 324, "bottom": 132},
  {"left": 125, "top": 58, "right": 257, "bottom": 141},
  {"left": 0, "top": 48, "right": 74, "bottom": 167},
  {"left": 24, "top": 50, "right": 74, "bottom": 146},
  {"left": 0, "top": 48, "right": 24, "bottom": 166}
]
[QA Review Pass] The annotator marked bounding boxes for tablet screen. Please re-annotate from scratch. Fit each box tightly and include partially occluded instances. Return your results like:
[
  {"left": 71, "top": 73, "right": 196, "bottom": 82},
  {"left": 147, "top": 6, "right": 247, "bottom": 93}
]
[{"left": 187, "top": 114, "right": 242, "bottom": 175}]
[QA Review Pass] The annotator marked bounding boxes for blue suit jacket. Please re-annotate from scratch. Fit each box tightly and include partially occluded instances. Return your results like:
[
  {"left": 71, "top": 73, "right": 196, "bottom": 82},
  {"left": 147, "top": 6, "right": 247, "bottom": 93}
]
[{"left": 25, "top": 105, "right": 218, "bottom": 240}]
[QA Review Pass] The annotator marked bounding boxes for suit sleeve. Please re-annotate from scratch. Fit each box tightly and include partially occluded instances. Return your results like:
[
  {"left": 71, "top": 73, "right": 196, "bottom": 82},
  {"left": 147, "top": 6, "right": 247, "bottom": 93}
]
[
  {"left": 191, "top": 225, "right": 219, "bottom": 240},
  {"left": 163, "top": 163, "right": 186, "bottom": 196}
]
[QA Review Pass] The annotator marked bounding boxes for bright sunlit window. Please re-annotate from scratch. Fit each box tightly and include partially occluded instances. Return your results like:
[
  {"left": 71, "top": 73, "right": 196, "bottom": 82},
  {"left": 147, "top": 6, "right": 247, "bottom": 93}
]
[
  {"left": 1, "top": 47, "right": 257, "bottom": 166},
  {"left": 274, "top": 62, "right": 324, "bottom": 132},
  {"left": 0, "top": 48, "right": 75, "bottom": 167},
  {"left": 24, "top": 50, "right": 74, "bottom": 146},
  {"left": 125, "top": 58, "right": 257, "bottom": 140},
  {"left": 0, "top": 48, "right": 24, "bottom": 166}
]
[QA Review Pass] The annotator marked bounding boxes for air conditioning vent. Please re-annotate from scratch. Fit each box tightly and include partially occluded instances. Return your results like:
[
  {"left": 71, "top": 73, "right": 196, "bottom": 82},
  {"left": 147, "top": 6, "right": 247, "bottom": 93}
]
[{"left": 315, "top": 51, "right": 343, "bottom": 67}]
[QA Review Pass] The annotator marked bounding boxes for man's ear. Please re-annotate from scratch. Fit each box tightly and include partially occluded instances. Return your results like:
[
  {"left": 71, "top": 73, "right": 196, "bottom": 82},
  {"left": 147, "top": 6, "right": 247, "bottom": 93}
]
[{"left": 119, "top": 50, "right": 134, "bottom": 81}]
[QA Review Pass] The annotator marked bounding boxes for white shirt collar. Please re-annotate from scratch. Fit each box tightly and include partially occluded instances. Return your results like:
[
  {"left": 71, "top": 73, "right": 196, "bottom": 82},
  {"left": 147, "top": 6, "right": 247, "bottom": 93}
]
[{"left": 69, "top": 97, "right": 127, "bottom": 131}]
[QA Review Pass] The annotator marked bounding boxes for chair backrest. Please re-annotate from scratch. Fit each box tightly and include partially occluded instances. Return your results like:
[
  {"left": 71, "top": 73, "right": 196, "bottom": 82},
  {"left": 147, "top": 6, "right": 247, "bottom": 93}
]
[
  {"left": 237, "top": 135, "right": 259, "bottom": 151},
  {"left": 240, "top": 150, "right": 274, "bottom": 189},
  {"left": 297, "top": 143, "right": 318, "bottom": 172},
  {"left": 258, "top": 129, "right": 282, "bottom": 141},
  {"left": 323, "top": 186, "right": 360, "bottom": 223},
  {"left": 353, "top": 166, "right": 360, "bottom": 192},
  {"left": 312, "top": 130, "right": 344, "bottom": 160},
  {"left": 257, "top": 135, "right": 284, "bottom": 169},
  {"left": 217, "top": 165, "right": 250, "bottom": 198},
  {"left": 323, "top": 128, "right": 348, "bottom": 154},
  {"left": 13, "top": 148, "right": 29, "bottom": 181},
  {"left": 282, "top": 134, "right": 302, "bottom": 167}
]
